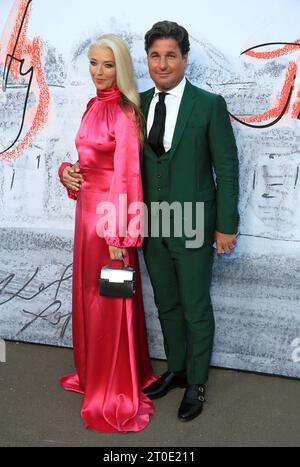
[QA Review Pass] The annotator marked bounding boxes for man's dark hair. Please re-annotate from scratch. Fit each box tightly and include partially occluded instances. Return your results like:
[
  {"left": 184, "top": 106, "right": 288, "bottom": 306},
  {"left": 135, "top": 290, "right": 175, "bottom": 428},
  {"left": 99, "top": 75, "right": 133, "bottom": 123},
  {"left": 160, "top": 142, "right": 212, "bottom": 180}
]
[{"left": 144, "top": 21, "right": 190, "bottom": 56}]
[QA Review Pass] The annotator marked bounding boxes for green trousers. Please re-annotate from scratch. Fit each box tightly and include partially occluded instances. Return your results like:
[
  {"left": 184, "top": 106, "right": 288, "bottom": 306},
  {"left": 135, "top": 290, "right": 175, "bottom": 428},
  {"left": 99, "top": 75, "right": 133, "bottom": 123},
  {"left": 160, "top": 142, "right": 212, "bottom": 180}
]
[{"left": 143, "top": 235, "right": 215, "bottom": 384}]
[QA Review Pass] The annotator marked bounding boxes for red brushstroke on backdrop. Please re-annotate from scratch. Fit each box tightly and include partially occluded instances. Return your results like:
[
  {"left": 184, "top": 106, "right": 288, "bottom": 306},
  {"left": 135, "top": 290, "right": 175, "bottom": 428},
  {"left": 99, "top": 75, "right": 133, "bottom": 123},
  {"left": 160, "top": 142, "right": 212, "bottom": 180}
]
[
  {"left": 0, "top": 0, "right": 51, "bottom": 161},
  {"left": 236, "top": 40, "right": 300, "bottom": 125},
  {"left": 245, "top": 40, "right": 300, "bottom": 60}
]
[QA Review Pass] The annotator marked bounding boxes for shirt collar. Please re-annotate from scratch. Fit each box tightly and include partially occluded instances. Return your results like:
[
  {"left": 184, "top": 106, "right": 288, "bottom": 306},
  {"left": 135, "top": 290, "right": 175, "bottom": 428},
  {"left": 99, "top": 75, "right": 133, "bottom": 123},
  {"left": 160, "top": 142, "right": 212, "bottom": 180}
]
[{"left": 154, "top": 77, "right": 186, "bottom": 98}]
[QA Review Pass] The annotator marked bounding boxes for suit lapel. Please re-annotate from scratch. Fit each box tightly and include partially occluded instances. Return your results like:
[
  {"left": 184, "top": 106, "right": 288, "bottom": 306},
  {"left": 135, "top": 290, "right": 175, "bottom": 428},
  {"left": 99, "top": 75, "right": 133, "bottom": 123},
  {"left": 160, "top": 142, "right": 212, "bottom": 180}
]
[
  {"left": 169, "top": 80, "right": 196, "bottom": 158},
  {"left": 140, "top": 88, "right": 155, "bottom": 166},
  {"left": 141, "top": 88, "right": 155, "bottom": 122}
]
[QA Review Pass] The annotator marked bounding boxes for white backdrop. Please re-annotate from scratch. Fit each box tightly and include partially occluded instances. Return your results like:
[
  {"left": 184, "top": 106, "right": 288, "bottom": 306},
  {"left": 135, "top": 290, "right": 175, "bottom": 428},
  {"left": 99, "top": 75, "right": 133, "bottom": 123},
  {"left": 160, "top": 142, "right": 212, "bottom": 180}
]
[{"left": 1, "top": 0, "right": 300, "bottom": 377}]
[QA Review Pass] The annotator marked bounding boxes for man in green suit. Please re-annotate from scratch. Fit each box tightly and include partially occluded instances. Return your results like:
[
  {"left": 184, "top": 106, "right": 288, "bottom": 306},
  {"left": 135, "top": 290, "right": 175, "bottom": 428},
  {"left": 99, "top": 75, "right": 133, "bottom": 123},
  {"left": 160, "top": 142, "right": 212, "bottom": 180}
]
[{"left": 141, "top": 21, "right": 239, "bottom": 422}]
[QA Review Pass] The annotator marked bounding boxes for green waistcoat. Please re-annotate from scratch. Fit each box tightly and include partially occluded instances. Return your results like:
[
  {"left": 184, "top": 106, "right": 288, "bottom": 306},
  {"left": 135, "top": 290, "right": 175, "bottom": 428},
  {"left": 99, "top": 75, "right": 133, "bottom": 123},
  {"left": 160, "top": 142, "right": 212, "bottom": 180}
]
[{"left": 140, "top": 79, "right": 239, "bottom": 245}]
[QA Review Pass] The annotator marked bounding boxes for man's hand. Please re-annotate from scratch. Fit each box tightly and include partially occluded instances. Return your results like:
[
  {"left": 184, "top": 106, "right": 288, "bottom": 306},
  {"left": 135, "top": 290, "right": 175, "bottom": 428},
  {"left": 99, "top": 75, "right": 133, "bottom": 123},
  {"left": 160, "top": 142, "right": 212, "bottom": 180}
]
[
  {"left": 109, "top": 246, "right": 128, "bottom": 261},
  {"left": 62, "top": 162, "right": 84, "bottom": 192},
  {"left": 214, "top": 231, "right": 237, "bottom": 256}
]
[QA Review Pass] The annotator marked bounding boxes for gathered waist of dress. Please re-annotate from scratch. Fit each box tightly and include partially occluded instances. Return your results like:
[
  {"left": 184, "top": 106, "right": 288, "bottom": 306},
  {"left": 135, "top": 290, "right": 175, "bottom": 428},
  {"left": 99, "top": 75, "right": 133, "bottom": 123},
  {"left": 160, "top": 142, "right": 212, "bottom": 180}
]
[{"left": 80, "top": 166, "right": 114, "bottom": 192}]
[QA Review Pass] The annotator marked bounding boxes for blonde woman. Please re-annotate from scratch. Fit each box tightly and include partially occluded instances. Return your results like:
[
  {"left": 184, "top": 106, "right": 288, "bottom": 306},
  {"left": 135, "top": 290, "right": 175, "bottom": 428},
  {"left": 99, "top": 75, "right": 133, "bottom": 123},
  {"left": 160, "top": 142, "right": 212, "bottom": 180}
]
[{"left": 58, "top": 34, "right": 156, "bottom": 433}]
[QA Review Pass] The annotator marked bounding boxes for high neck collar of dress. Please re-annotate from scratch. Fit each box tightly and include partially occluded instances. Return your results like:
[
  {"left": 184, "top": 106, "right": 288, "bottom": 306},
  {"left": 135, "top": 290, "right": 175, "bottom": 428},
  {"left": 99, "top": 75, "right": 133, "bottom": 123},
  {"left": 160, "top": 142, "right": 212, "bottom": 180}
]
[{"left": 96, "top": 86, "right": 121, "bottom": 102}]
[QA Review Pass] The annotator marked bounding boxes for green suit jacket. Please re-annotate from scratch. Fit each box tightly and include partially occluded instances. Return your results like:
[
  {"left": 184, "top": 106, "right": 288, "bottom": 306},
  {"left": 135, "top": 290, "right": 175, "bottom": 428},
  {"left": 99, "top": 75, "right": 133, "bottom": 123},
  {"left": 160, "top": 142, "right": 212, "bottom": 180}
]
[{"left": 140, "top": 79, "right": 239, "bottom": 239}]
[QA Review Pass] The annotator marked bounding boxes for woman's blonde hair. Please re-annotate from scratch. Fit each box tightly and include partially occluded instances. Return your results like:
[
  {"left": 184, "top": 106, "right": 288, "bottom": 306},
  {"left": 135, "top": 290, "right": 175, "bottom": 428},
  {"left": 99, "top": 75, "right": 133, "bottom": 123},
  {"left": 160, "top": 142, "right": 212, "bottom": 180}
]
[{"left": 88, "top": 34, "right": 144, "bottom": 143}]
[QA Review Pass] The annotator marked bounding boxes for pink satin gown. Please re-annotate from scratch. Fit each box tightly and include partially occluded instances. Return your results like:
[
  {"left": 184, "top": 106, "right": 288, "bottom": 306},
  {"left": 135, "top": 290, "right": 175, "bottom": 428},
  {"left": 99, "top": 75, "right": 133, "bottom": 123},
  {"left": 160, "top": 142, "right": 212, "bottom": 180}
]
[{"left": 58, "top": 86, "right": 156, "bottom": 433}]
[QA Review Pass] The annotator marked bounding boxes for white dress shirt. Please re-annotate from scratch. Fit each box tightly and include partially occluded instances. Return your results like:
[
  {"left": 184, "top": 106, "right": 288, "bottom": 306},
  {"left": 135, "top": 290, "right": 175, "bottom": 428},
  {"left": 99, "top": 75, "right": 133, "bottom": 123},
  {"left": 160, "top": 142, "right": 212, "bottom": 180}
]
[{"left": 147, "top": 77, "right": 187, "bottom": 152}]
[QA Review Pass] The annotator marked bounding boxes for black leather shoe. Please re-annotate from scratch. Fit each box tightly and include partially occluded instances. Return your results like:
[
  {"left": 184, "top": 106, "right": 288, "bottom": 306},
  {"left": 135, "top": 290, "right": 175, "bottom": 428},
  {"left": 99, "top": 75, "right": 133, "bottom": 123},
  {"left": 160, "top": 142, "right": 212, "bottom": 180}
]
[
  {"left": 178, "top": 384, "right": 206, "bottom": 422},
  {"left": 143, "top": 371, "right": 186, "bottom": 400}
]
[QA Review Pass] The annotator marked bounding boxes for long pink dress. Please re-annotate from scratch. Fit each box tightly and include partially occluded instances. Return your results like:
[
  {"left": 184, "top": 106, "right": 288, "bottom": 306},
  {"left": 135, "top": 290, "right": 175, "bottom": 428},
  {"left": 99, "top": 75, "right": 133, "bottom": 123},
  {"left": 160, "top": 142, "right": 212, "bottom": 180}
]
[{"left": 58, "top": 86, "right": 156, "bottom": 433}]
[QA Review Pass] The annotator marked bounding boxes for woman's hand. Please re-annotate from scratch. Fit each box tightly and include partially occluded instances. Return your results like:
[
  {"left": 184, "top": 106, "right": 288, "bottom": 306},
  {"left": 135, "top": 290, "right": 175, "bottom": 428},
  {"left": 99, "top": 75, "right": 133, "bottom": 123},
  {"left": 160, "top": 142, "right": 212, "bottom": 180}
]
[
  {"left": 109, "top": 246, "right": 128, "bottom": 261},
  {"left": 62, "top": 162, "right": 84, "bottom": 192}
]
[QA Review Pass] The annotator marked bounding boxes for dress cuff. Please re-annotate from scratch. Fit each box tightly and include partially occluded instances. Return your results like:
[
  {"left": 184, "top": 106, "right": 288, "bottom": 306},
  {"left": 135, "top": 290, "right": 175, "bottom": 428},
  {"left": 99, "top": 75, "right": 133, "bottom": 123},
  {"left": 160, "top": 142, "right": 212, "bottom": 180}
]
[
  {"left": 105, "top": 235, "right": 144, "bottom": 248},
  {"left": 58, "top": 162, "right": 78, "bottom": 201}
]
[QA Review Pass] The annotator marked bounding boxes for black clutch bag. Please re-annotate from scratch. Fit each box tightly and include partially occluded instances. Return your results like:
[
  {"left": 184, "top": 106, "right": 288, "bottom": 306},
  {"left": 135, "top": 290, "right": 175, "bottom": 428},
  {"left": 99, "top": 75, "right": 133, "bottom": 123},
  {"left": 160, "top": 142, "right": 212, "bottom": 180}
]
[{"left": 99, "top": 259, "right": 136, "bottom": 298}]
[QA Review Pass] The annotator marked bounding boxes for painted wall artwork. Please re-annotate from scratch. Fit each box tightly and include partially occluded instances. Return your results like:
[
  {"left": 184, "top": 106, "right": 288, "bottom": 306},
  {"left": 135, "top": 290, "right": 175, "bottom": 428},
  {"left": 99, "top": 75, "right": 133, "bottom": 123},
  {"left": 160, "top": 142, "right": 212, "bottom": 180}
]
[{"left": 0, "top": 0, "right": 300, "bottom": 378}]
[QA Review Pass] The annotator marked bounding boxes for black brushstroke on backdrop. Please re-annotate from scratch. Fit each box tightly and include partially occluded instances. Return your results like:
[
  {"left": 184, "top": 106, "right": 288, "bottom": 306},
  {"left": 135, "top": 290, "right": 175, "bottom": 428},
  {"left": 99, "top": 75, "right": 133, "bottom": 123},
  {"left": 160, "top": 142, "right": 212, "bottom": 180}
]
[
  {"left": 0, "top": 263, "right": 72, "bottom": 339},
  {"left": 1, "top": 0, "right": 33, "bottom": 154},
  {"left": 230, "top": 42, "right": 300, "bottom": 128}
]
